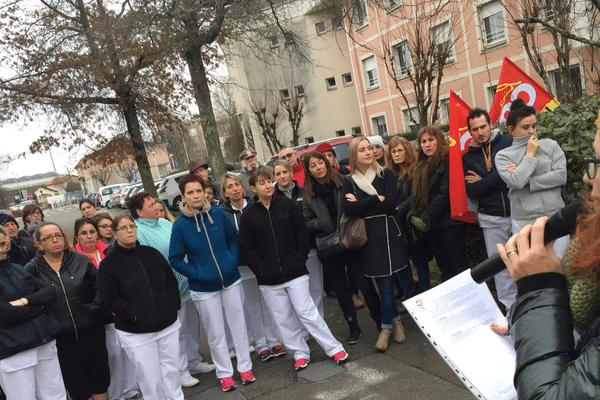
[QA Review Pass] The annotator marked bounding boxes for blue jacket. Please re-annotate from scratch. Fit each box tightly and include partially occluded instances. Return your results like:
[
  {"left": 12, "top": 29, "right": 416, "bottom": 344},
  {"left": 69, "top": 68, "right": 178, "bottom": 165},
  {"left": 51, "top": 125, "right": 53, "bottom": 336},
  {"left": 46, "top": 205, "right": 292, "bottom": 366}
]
[
  {"left": 462, "top": 130, "right": 512, "bottom": 217},
  {"left": 169, "top": 201, "right": 240, "bottom": 292}
]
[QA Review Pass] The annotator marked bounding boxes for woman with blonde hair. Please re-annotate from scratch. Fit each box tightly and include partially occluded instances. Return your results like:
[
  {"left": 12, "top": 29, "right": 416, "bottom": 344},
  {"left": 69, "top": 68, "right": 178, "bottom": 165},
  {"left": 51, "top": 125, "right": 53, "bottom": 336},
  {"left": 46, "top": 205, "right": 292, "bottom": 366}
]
[
  {"left": 342, "top": 136, "right": 408, "bottom": 351},
  {"left": 154, "top": 198, "right": 176, "bottom": 223},
  {"left": 407, "top": 126, "right": 469, "bottom": 287}
]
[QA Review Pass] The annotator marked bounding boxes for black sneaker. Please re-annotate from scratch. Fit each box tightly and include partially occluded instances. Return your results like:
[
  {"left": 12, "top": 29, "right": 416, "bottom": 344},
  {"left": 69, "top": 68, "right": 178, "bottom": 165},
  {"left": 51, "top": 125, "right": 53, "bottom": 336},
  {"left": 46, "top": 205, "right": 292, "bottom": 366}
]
[
  {"left": 271, "top": 345, "right": 287, "bottom": 357},
  {"left": 259, "top": 349, "right": 274, "bottom": 362}
]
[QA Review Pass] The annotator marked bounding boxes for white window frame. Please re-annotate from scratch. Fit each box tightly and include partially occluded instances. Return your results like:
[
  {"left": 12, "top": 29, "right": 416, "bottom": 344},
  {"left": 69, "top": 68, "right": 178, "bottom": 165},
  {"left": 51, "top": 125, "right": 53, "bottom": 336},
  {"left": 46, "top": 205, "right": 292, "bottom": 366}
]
[
  {"left": 335, "top": 129, "right": 345, "bottom": 137},
  {"left": 352, "top": 0, "right": 369, "bottom": 30},
  {"left": 361, "top": 55, "right": 380, "bottom": 91},
  {"left": 332, "top": 17, "right": 343, "bottom": 30},
  {"left": 480, "top": 1, "right": 506, "bottom": 47},
  {"left": 352, "top": 126, "right": 362, "bottom": 135},
  {"left": 393, "top": 41, "right": 412, "bottom": 78},
  {"left": 544, "top": 0, "right": 555, "bottom": 22},
  {"left": 326, "top": 77, "right": 337, "bottom": 90},
  {"left": 402, "top": 107, "right": 418, "bottom": 133},
  {"left": 430, "top": 20, "right": 455, "bottom": 65},
  {"left": 342, "top": 73, "right": 353, "bottom": 86},
  {"left": 371, "top": 115, "right": 388, "bottom": 136},
  {"left": 385, "top": 0, "right": 403, "bottom": 13},
  {"left": 270, "top": 36, "right": 279, "bottom": 48},
  {"left": 295, "top": 85, "right": 305, "bottom": 97},
  {"left": 315, "top": 21, "right": 326, "bottom": 35},
  {"left": 550, "top": 64, "right": 584, "bottom": 99},
  {"left": 439, "top": 96, "right": 450, "bottom": 126},
  {"left": 280, "top": 88, "right": 290, "bottom": 101}
]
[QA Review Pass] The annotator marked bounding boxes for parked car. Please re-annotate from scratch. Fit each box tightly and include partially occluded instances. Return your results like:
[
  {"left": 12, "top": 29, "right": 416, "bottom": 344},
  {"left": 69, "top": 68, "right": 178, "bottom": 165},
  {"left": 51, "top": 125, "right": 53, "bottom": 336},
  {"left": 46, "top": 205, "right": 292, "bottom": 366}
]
[
  {"left": 265, "top": 136, "right": 354, "bottom": 168},
  {"left": 19, "top": 200, "right": 36, "bottom": 210},
  {"left": 99, "top": 183, "right": 127, "bottom": 208},
  {"left": 0, "top": 209, "right": 12, "bottom": 216},
  {"left": 119, "top": 184, "right": 142, "bottom": 209},
  {"left": 86, "top": 192, "right": 101, "bottom": 208},
  {"left": 157, "top": 171, "right": 189, "bottom": 211}
]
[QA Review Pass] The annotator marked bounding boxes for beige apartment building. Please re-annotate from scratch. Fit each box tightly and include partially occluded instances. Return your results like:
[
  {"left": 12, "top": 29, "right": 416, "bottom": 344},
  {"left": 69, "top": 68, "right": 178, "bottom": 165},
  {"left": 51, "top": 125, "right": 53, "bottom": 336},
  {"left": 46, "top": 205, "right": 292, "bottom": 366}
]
[
  {"left": 345, "top": 0, "right": 598, "bottom": 136},
  {"left": 224, "top": 1, "right": 362, "bottom": 162}
]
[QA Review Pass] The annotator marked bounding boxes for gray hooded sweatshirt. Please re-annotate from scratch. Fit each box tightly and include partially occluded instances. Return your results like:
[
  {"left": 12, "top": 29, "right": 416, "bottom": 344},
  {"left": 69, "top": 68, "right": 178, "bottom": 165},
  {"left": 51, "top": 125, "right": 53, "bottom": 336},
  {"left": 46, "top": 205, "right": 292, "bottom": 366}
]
[{"left": 495, "top": 134, "right": 566, "bottom": 220}]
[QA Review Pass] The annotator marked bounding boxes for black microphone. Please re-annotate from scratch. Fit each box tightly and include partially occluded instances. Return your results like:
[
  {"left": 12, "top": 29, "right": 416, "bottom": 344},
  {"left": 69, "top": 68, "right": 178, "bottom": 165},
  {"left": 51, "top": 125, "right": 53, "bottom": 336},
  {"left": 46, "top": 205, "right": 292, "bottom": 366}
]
[{"left": 470, "top": 202, "right": 583, "bottom": 284}]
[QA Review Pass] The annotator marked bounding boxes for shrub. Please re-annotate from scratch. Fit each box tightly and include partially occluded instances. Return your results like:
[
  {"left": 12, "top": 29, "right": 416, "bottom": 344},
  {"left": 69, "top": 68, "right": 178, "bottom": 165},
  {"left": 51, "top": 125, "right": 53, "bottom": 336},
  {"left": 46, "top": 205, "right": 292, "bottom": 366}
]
[{"left": 536, "top": 95, "right": 599, "bottom": 205}]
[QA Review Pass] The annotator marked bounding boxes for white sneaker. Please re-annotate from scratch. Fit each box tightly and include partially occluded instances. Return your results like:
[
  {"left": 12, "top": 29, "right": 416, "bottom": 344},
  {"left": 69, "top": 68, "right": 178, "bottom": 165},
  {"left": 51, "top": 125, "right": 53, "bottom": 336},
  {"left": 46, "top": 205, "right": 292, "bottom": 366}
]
[
  {"left": 181, "top": 375, "right": 200, "bottom": 388},
  {"left": 229, "top": 349, "right": 236, "bottom": 359},
  {"left": 249, "top": 345, "right": 255, "bottom": 354},
  {"left": 190, "top": 362, "right": 216, "bottom": 374}
]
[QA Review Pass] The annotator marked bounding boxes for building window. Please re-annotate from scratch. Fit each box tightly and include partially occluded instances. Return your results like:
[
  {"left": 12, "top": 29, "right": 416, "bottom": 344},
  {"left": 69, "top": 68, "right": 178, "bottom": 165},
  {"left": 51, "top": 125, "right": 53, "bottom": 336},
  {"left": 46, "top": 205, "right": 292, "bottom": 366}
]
[
  {"left": 270, "top": 36, "right": 279, "bottom": 48},
  {"left": 487, "top": 85, "right": 498, "bottom": 109},
  {"left": 315, "top": 21, "right": 326, "bottom": 35},
  {"left": 480, "top": 2, "right": 506, "bottom": 47},
  {"left": 544, "top": 0, "right": 555, "bottom": 22},
  {"left": 439, "top": 99, "right": 450, "bottom": 126},
  {"left": 352, "top": 126, "right": 362, "bottom": 135},
  {"left": 403, "top": 108, "right": 418, "bottom": 133},
  {"left": 280, "top": 88, "right": 290, "bottom": 100},
  {"left": 332, "top": 18, "right": 342, "bottom": 29},
  {"left": 353, "top": 0, "right": 368, "bottom": 29},
  {"left": 372, "top": 116, "right": 388, "bottom": 136},
  {"left": 336, "top": 129, "right": 345, "bottom": 137},
  {"left": 551, "top": 65, "right": 583, "bottom": 100},
  {"left": 305, "top": 136, "right": 315, "bottom": 144},
  {"left": 326, "top": 77, "right": 337, "bottom": 90},
  {"left": 362, "top": 56, "right": 379, "bottom": 90},
  {"left": 386, "top": 0, "right": 402, "bottom": 12},
  {"left": 393, "top": 41, "right": 412, "bottom": 78},
  {"left": 295, "top": 85, "right": 305, "bottom": 97},
  {"left": 430, "top": 21, "right": 455, "bottom": 65}
]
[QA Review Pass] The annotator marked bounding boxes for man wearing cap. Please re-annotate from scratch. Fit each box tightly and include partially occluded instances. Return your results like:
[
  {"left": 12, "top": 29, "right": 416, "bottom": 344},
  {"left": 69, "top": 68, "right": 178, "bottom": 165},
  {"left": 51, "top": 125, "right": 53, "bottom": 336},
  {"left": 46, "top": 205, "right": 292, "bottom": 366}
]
[
  {"left": 239, "top": 149, "right": 266, "bottom": 196},
  {"left": 189, "top": 161, "right": 221, "bottom": 202},
  {"left": 278, "top": 147, "right": 304, "bottom": 186},
  {"left": 0, "top": 214, "right": 37, "bottom": 266},
  {"left": 368, "top": 136, "right": 386, "bottom": 166}
]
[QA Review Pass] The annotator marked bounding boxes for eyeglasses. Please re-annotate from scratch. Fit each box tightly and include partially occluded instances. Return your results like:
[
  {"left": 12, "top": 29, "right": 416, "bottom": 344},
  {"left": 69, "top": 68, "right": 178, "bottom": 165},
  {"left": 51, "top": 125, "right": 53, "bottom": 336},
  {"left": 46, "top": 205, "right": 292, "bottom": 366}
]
[
  {"left": 41, "top": 233, "right": 64, "bottom": 242},
  {"left": 116, "top": 224, "right": 137, "bottom": 232},
  {"left": 32, "top": 210, "right": 42, "bottom": 215},
  {"left": 282, "top": 152, "right": 294, "bottom": 159},
  {"left": 98, "top": 224, "right": 112, "bottom": 230},
  {"left": 77, "top": 230, "right": 97, "bottom": 237},
  {"left": 584, "top": 158, "right": 600, "bottom": 180}
]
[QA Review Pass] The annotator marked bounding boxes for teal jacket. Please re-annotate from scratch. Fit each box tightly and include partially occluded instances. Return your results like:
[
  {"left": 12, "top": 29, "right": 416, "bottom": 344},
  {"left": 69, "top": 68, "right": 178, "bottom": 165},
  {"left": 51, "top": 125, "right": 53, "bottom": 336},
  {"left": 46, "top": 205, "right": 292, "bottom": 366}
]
[{"left": 169, "top": 201, "right": 240, "bottom": 292}]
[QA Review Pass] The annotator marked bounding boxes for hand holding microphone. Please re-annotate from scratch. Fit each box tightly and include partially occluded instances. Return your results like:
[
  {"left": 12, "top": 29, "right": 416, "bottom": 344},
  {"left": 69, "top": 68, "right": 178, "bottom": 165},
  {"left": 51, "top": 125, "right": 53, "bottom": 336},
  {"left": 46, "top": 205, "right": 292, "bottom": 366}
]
[{"left": 470, "top": 202, "right": 581, "bottom": 284}]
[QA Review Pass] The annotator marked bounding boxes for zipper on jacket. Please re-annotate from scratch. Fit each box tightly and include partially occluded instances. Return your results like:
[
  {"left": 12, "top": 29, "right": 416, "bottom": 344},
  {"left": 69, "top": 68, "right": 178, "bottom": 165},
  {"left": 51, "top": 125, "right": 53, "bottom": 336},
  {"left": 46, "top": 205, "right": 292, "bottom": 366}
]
[
  {"left": 266, "top": 209, "right": 285, "bottom": 279},
  {"left": 56, "top": 271, "right": 79, "bottom": 341},
  {"left": 135, "top": 249, "right": 160, "bottom": 324},
  {"left": 200, "top": 218, "right": 226, "bottom": 289},
  {"left": 500, "top": 191, "right": 508, "bottom": 217}
]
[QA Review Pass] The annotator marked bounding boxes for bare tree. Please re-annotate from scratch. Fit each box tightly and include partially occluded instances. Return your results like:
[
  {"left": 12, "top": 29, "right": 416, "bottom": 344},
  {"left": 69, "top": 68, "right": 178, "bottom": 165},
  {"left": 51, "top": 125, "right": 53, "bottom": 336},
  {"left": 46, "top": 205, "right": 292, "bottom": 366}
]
[
  {"left": 252, "top": 98, "right": 284, "bottom": 155},
  {"left": 116, "top": 162, "right": 136, "bottom": 182},
  {"left": 92, "top": 169, "right": 113, "bottom": 187},
  {"left": 505, "top": 0, "right": 599, "bottom": 101}
]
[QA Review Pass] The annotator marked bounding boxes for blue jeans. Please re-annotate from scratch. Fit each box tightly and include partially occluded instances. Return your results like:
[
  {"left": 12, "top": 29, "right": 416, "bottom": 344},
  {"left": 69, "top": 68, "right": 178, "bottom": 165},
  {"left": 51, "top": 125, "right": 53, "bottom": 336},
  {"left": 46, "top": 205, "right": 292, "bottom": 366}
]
[
  {"left": 374, "top": 276, "right": 401, "bottom": 330},
  {"left": 395, "top": 267, "right": 415, "bottom": 297}
]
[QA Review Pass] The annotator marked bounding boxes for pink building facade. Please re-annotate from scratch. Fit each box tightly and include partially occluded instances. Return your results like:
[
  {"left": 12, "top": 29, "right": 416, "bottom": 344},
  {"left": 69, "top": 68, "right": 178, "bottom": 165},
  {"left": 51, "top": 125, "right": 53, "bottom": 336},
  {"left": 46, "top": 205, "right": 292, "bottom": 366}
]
[{"left": 344, "top": 0, "right": 597, "bottom": 136}]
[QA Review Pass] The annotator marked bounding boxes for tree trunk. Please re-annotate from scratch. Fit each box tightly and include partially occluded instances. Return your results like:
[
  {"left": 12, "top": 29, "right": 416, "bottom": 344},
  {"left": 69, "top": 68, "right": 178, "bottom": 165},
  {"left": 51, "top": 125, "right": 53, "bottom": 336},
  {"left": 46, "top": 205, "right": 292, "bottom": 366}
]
[
  {"left": 123, "top": 102, "right": 158, "bottom": 197},
  {"left": 184, "top": 45, "right": 227, "bottom": 179}
]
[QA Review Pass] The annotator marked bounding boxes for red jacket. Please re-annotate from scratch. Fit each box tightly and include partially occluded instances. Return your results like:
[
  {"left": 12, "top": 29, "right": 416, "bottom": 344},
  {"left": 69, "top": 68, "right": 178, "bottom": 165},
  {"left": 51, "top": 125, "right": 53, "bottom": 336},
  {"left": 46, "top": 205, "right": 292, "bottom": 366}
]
[{"left": 292, "top": 159, "right": 305, "bottom": 186}]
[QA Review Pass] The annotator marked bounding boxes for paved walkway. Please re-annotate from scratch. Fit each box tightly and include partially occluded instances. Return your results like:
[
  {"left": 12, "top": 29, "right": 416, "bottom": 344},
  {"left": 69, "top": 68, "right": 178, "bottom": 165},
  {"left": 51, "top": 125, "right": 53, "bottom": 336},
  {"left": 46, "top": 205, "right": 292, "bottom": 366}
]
[{"left": 182, "top": 293, "right": 474, "bottom": 400}]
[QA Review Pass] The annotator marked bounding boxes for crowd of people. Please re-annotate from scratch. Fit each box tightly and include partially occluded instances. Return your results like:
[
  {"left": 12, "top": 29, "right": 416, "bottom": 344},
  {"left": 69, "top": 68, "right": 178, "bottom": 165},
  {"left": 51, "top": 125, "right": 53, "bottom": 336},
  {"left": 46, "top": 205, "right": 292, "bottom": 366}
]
[{"left": 1, "top": 99, "right": 599, "bottom": 399}]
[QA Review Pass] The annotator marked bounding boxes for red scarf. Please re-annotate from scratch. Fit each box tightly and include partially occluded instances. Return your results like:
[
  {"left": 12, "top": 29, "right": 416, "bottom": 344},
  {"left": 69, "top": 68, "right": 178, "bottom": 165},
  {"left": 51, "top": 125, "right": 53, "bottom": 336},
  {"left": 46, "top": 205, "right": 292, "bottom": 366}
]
[{"left": 76, "top": 240, "right": 108, "bottom": 268}]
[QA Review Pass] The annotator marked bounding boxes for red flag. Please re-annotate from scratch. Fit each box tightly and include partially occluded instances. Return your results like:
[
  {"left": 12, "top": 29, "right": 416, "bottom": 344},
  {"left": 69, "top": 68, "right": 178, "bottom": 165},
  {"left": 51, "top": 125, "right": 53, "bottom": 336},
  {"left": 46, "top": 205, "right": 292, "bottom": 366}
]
[
  {"left": 449, "top": 91, "right": 477, "bottom": 223},
  {"left": 489, "top": 57, "right": 560, "bottom": 123}
]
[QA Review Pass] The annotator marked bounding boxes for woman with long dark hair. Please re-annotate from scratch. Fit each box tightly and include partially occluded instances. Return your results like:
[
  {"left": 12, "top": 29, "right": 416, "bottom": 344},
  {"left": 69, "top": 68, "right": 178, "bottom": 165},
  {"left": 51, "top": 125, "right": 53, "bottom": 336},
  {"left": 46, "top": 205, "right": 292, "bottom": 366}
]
[
  {"left": 91, "top": 213, "right": 114, "bottom": 245},
  {"left": 303, "top": 150, "right": 381, "bottom": 345},
  {"left": 408, "top": 126, "right": 470, "bottom": 286},
  {"left": 342, "top": 137, "right": 408, "bottom": 351}
]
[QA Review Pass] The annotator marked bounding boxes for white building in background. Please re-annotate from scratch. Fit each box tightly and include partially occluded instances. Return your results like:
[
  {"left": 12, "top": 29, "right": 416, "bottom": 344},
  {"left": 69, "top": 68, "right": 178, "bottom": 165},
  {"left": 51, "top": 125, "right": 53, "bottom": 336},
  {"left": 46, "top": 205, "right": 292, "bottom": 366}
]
[{"left": 223, "top": 0, "right": 362, "bottom": 162}]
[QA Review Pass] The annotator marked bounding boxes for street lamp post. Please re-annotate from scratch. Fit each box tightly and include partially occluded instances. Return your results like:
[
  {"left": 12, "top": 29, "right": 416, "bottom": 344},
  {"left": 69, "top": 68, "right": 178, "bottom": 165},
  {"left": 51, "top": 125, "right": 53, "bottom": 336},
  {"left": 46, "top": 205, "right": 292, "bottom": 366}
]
[{"left": 152, "top": 151, "right": 161, "bottom": 179}]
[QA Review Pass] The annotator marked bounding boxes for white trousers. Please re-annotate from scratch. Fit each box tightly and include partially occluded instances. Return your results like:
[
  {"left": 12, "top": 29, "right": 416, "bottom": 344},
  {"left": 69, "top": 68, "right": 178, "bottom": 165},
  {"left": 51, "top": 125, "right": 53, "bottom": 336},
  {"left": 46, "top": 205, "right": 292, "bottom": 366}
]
[
  {"left": 105, "top": 324, "right": 139, "bottom": 400},
  {"left": 121, "top": 327, "right": 184, "bottom": 400},
  {"left": 0, "top": 340, "right": 66, "bottom": 400},
  {"left": 177, "top": 298, "right": 203, "bottom": 377},
  {"left": 306, "top": 249, "right": 325, "bottom": 318},
  {"left": 191, "top": 279, "right": 252, "bottom": 379},
  {"left": 512, "top": 218, "right": 569, "bottom": 258},
  {"left": 240, "top": 277, "right": 281, "bottom": 353},
  {"left": 479, "top": 218, "right": 518, "bottom": 311},
  {"left": 260, "top": 275, "right": 344, "bottom": 361}
]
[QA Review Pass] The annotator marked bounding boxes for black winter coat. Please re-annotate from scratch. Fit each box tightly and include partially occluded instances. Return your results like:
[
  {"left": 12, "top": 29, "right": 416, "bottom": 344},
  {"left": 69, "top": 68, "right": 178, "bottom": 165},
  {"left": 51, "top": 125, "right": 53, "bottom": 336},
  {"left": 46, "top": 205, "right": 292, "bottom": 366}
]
[
  {"left": 25, "top": 251, "right": 102, "bottom": 340},
  {"left": 511, "top": 272, "right": 600, "bottom": 399},
  {"left": 98, "top": 242, "right": 180, "bottom": 334},
  {"left": 8, "top": 236, "right": 37, "bottom": 268},
  {"left": 0, "top": 257, "right": 60, "bottom": 360},
  {"left": 303, "top": 183, "right": 342, "bottom": 238},
  {"left": 462, "top": 132, "right": 512, "bottom": 217},
  {"left": 407, "top": 159, "right": 459, "bottom": 230},
  {"left": 342, "top": 169, "right": 408, "bottom": 277},
  {"left": 274, "top": 181, "right": 305, "bottom": 212},
  {"left": 239, "top": 195, "right": 310, "bottom": 286}
]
